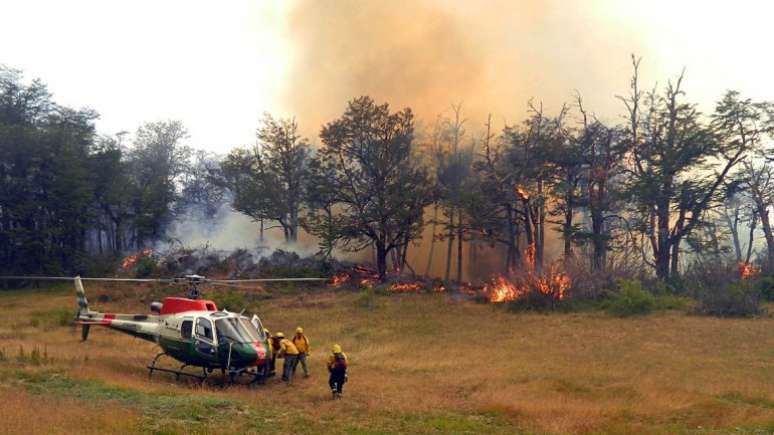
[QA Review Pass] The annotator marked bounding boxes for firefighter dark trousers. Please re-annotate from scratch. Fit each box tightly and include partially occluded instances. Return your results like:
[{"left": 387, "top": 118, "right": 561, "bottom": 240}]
[{"left": 329, "top": 370, "right": 346, "bottom": 393}]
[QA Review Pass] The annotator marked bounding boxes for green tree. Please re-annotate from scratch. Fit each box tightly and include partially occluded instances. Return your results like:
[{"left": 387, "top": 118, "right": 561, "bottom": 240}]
[
  {"left": 128, "top": 120, "right": 191, "bottom": 248},
  {"left": 621, "top": 61, "right": 767, "bottom": 279},
  {"left": 220, "top": 115, "right": 309, "bottom": 243},
  {"left": 308, "top": 96, "right": 432, "bottom": 280}
]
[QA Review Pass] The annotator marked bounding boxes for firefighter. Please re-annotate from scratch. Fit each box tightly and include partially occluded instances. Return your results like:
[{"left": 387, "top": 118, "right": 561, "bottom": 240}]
[
  {"left": 269, "top": 330, "right": 282, "bottom": 375},
  {"left": 275, "top": 332, "right": 299, "bottom": 384},
  {"left": 264, "top": 328, "right": 276, "bottom": 376},
  {"left": 292, "top": 326, "right": 311, "bottom": 378},
  {"left": 326, "top": 344, "right": 348, "bottom": 399}
]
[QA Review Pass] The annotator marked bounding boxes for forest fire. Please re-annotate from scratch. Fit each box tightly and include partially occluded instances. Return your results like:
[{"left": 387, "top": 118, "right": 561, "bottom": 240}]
[
  {"left": 515, "top": 185, "right": 530, "bottom": 201},
  {"left": 389, "top": 282, "right": 423, "bottom": 293},
  {"left": 483, "top": 242, "right": 571, "bottom": 303},
  {"left": 738, "top": 262, "right": 760, "bottom": 280},
  {"left": 121, "top": 248, "right": 153, "bottom": 270},
  {"left": 330, "top": 272, "right": 350, "bottom": 286},
  {"left": 484, "top": 268, "right": 570, "bottom": 304},
  {"left": 486, "top": 276, "right": 527, "bottom": 303}
]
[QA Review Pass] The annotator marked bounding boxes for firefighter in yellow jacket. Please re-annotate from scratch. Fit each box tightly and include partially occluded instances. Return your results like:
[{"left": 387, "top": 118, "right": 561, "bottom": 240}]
[
  {"left": 275, "top": 332, "right": 299, "bottom": 383},
  {"left": 292, "top": 326, "right": 311, "bottom": 378},
  {"left": 326, "top": 344, "right": 348, "bottom": 399}
]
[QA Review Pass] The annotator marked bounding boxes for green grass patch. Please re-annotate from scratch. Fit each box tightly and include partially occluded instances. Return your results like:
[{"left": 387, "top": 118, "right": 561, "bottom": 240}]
[
  {"left": 29, "top": 307, "right": 74, "bottom": 328},
  {"left": 0, "top": 368, "right": 249, "bottom": 432},
  {"left": 718, "top": 392, "right": 774, "bottom": 409}
]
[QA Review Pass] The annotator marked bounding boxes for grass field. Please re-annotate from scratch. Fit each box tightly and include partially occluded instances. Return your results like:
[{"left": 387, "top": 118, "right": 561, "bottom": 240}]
[{"left": 0, "top": 284, "right": 772, "bottom": 434}]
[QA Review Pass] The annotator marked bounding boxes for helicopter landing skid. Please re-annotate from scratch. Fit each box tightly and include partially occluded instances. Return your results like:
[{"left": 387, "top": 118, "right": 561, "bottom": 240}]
[{"left": 146, "top": 352, "right": 207, "bottom": 384}]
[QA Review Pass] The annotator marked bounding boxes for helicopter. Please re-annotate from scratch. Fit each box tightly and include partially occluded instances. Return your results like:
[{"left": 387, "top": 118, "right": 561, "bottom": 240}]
[{"left": 2, "top": 273, "right": 327, "bottom": 385}]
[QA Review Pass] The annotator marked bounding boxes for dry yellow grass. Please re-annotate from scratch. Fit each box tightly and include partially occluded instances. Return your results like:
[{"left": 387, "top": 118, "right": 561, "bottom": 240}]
[{"left": 0, "top": 285, "right": 772, "bottom": 434}]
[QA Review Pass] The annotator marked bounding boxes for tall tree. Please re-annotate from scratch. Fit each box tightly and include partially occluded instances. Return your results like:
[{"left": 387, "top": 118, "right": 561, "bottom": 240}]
[
  {"left": 128, "top": 120, "right": 191, "bottom": 247},
  {"left": 0, "top": 66, "right": 98, "bottom": 273},
  {"left": 622, "top": 61, "right": 765, "bottom": 279},
  {"left": 220, "top": 115, "right": 309, "bottom": 243},
  {"left": 308, "top": 96, "right": 432, "bottom": 280}
]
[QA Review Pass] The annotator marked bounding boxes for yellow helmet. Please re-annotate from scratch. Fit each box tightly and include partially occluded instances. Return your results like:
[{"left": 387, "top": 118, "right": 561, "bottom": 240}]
[
  {"left": 275, "top": 331, "right": 285, "bottom": 338},
  {"left": 332, "top": 344, "right": 342, "bottom": 353},
  {"left": 295, "top": 326, "right": 304, "bottom": 334}
]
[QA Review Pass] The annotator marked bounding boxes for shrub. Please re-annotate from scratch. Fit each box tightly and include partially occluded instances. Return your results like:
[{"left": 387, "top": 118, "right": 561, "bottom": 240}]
[
  {"left": 135, "top": 255, "right": 159, "bottom": 278},
  {"left": 607, "top": 279, "right": 656, "bottom": 317},
  {"left": 756, "top": 276, "right": 774, "bottom": 301},
  {"left": 653, "top": 294, "right": 691, "bottom": 311},
  {"left": 506, "top": 291, "right": 561, "bottom": 313},
  {"left": 696, "top": 281, "right": 762, "bottom": 317},
  {"left": 682, "top": 260, "right": 738, "bottom": 294}
]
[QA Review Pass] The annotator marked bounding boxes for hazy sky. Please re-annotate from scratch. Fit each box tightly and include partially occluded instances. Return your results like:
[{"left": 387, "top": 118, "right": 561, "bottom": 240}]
[{"left": 2, "top": 0, "right": 772, "bottom": 153}]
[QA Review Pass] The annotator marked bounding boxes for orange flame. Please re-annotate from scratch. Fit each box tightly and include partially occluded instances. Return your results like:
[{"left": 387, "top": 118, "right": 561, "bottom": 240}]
[
  {"left": 121, "top": 248, "right": 153, "bottom": 270},
  {"left": 738, "top": 262, "right": 760, "bottom": 280},
  {"left": 330, "top": 273, "right": 351, "bottom": 286},
  {"left": 485, "top": 276, "right": 528, "bottom": 303},
  {"left": 483, "top": 243, "right": 570, "bottom": 303},
  {"left": 515, "top": 185, "right": 530, "bottom": 201},
  {"left": 389, "top": 282, "right": 423, "bottom": 293},
  {"left": 525, "top": 243, "right": 535, "bottom": 268}
]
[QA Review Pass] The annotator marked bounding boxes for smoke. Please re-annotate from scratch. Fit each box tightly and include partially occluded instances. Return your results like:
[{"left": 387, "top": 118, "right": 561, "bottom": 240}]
[
  {"left": 281, "top": 0, "right": 656, "bottom": 135},
  {"left": 162, "top": 202, "right": 317, "bottom": 257},
  {"left": 279, "top": 0, "right": 649, "bottom": 279}
]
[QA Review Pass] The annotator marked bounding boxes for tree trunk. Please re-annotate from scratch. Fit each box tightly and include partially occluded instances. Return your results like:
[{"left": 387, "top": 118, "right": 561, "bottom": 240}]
[
  {"left": 444, "top": 209, "right": 454, "bottom": 282},
  {"left": 400, "top": 233, "right": 410, "bottom": 273},
  {"left": 745, "top": 214, "right": 757, "bottom": 264},
  {"left": 591, "top": 209, "right": 605, "bottom": 271},
  {"left": 535, "top": 179, "right": 544, "bottom": 275},
  {"left": 425, "top": 203, "right": 438, "bottom": 276},
  {"left": 376, "top": 241, "right": 388, "bottom": 281},
  {"left": 288, "top": 207, "right": 299, "bottom": 243},
  {"left": 96, "top": 226, "right": 103, "bottom": 255},
  {"left": 655, "top": 202, "right": 671, "bottom": 280},
  {"left": 563, "top": 205, "right": 573, "bottom": 259},
  {"left": 755, "top": 202, "right": 774, "bottom": 270},
  {"left": 670, "top": 236, "right": 681, "bottom": 277},
  {"left": 456, "top": 208, "right": 463, "bottom": 283},
  {"left": 723, "top": 207, "right": 742, "bottom": 262},
  {"left": 505, "top": 204, "right": 516, "bottom": 275}
]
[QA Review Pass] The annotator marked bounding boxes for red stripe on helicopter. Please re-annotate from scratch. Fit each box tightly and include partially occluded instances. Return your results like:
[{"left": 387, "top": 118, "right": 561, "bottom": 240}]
[
  {"left": 252, "top": 341, "right": 266, "bottom": 365},
  {"left": 102, "top": 313, "right": 116, "bottom": 325}
]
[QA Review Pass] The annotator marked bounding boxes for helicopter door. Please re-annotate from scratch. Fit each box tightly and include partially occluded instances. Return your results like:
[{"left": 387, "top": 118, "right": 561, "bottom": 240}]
[{"left": 194, "top": 317, "right": 216, "bottom": 356}]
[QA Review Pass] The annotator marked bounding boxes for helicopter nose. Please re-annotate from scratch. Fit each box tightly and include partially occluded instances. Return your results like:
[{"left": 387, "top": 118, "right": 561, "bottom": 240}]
[{"left": 234, "top": 343, "right": 258, "bottom": 362}]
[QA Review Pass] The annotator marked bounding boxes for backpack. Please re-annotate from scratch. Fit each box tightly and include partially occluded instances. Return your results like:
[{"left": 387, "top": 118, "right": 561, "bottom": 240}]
[{"left": 333, "top": 353, "right": 348, "bottom": 370}]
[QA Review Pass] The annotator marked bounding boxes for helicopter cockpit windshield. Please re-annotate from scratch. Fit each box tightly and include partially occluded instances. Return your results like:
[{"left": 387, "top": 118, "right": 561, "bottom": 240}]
[{"left": 215, "top": 317, "right": 263, "bottom": 343}]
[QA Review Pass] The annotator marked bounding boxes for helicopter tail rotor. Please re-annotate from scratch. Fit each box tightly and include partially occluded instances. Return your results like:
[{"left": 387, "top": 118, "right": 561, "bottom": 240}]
[{"left": 74, "top": 276, "right": 92, "bottom": 341}]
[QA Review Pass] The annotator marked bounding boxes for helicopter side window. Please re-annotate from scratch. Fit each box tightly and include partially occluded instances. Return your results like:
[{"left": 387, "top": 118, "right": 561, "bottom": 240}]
[
  {"left": 181, "top": 320, "right": 193, "bottom": 339},
  {"left": 195, "top": 318, "right": 214, "bottom": 342}
]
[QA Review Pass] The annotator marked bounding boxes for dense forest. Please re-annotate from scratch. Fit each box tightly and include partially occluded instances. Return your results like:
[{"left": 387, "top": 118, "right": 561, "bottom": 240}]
[{"left": 1, "top": 58, "right": 773, "bottom": 298}]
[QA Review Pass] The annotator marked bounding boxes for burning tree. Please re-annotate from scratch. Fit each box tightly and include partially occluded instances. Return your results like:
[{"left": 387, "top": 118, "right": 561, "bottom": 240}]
[
  {"left": 482, "top": 246, "right": 571, "bottom": 307},
  {"left": 307, "top": 96, "right": 433, "bottom": 280}
]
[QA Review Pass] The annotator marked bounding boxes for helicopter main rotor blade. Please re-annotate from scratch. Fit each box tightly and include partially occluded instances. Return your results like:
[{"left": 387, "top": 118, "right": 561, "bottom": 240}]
[
  {"left": 209, "top": 278, "right": 328, "bottom": 283},
  {"left": 0, "top": 276, "right": 175, "bottom": 283},
  {"left": 206, "top": 281, "right": 271, "bottom": 291}
]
